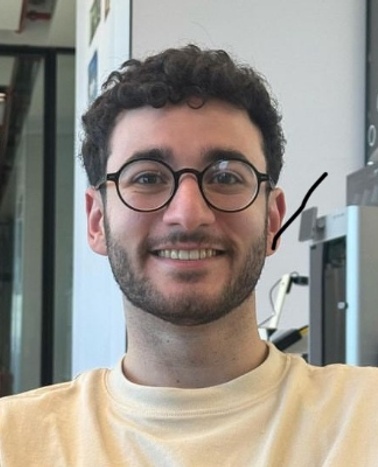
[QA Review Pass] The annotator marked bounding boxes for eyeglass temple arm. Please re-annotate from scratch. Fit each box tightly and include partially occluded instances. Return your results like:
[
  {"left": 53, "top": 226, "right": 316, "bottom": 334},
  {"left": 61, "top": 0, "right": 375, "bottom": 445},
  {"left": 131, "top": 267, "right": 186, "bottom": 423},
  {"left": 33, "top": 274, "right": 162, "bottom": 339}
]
[{"left": 94, "top": 173, "right": 118, "bottom": 190}]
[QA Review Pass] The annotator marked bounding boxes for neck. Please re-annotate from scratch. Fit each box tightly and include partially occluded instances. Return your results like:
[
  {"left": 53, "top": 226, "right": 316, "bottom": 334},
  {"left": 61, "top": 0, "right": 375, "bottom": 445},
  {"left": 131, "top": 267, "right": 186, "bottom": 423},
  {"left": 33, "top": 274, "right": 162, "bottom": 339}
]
[{"left": 122, "top": 296, "right": 268, "bottom": 389}]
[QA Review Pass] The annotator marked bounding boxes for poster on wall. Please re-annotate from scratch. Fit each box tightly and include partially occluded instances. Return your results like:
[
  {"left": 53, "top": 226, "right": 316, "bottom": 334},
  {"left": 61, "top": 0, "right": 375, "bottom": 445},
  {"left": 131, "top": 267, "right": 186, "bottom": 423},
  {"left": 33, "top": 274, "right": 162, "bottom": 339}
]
[
  {"left": 89, "top": 0, "right": 101, "bottom": 44},
  {"left": 105, "top": 0, "right": 110, "bottom": 19},
  {"left": 88, "top": 51, "right": 98, "bottom": 104}
]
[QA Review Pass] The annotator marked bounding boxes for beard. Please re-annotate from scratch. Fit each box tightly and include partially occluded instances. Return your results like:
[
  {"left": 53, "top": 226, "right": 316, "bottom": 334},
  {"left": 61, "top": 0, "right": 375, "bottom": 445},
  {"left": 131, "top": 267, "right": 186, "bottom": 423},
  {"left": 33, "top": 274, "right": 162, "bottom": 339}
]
[{"left": 104, "top": 218, "right": 268, "bottom": 327}]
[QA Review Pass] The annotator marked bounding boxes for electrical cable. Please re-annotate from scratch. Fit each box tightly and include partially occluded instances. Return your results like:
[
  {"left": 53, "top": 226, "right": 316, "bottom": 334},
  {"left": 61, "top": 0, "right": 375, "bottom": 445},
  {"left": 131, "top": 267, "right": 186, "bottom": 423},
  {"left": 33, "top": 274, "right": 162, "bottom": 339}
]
[{"left": 258, "top": 271, "right": 309, "bottom": 328}]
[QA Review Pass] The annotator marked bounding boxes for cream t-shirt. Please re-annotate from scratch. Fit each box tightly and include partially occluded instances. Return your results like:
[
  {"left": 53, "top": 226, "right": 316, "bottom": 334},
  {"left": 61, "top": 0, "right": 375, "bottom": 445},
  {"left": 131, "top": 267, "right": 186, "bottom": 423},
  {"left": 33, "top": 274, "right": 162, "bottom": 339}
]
[{"left": 1, "top": 343, "right": 378, "bottom": 466}]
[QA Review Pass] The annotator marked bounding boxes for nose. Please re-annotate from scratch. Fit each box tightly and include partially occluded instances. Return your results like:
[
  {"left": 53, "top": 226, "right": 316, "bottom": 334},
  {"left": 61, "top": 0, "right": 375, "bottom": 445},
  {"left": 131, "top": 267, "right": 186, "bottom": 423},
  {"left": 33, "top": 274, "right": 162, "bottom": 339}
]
[{"left": 162, "top": 174, "right": 216, "bottom": 230}]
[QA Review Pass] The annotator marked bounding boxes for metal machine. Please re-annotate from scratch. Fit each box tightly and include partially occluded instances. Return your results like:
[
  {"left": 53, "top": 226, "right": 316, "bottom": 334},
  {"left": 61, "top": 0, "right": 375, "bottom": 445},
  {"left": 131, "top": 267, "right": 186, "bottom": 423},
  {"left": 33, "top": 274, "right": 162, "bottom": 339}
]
[{"left": 300, "top": 205, "right": 378, "bottom": 366}]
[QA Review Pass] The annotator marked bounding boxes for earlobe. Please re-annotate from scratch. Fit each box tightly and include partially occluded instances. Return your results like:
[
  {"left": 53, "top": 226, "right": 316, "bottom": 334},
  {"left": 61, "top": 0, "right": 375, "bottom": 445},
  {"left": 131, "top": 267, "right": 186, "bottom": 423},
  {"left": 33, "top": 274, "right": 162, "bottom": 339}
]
[
  {"left": 266, "top": 188, "right": 286, "bottom": 256},
  {"left": 86, "top": 187, "right": 108, "bottom": 256}
]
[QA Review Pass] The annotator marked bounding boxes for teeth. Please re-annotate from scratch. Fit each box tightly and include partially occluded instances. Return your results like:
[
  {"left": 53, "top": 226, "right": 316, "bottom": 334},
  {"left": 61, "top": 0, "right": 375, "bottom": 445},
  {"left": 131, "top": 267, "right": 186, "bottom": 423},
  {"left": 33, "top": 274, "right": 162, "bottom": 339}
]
[{"left": 157, "top": 249, "right": 218, "bottom": 260}]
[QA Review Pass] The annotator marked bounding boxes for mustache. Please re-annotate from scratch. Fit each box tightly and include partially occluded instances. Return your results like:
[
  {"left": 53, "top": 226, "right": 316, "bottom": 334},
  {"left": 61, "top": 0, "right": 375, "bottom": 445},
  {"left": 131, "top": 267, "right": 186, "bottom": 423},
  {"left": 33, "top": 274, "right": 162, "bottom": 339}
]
[{"left": 145, "top": 230, "right": 231, "bottom": 250}]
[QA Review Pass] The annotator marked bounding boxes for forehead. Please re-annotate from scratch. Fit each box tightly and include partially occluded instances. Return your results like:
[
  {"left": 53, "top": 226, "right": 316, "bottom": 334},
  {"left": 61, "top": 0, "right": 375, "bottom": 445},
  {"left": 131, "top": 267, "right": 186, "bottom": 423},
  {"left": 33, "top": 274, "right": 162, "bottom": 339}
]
[{"left": 108, "top": 100, "right": 266, "bottom": 171}]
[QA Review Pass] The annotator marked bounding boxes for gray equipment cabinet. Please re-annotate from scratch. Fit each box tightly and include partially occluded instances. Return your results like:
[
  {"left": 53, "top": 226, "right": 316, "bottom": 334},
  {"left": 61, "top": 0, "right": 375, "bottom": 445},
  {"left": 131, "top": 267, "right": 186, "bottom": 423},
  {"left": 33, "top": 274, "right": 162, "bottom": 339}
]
[{"left": 307, "top": 206, "right": 378, "bottom": 367}]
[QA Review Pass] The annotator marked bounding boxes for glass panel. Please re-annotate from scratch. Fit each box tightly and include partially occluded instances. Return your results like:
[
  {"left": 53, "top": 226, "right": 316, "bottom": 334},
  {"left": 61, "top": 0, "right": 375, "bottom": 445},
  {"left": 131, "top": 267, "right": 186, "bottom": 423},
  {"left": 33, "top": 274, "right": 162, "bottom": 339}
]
[
  {"left": 0, "top": 50, "right": 75, "bottom": 395},
  {"left": 0, "top": 54, "right": 44, "bottom": 395},
  {"left": 53, "top": 53, "right": 75, "bottom": 383}
]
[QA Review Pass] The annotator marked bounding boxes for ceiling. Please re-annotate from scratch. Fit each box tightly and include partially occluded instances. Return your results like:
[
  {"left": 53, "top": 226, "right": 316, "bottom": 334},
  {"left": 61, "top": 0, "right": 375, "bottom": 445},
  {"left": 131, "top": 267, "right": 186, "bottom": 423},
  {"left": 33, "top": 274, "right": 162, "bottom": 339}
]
[
  {"left": 0, "top": 0, "right": 75, "bottom": 47},
  {"left": 0, "top": 0, "right": 23, "bottom": 31},
  {"left": 0, "top": 0, "right": 59, "bottom": 33}
]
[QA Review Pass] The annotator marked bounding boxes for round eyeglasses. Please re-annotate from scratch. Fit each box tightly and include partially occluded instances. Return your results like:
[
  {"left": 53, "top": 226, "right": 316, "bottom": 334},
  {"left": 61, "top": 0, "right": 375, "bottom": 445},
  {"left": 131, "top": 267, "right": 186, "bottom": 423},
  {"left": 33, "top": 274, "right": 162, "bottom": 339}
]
[{"left": 95, "top": 157, "right": 274, "bottom": 213}]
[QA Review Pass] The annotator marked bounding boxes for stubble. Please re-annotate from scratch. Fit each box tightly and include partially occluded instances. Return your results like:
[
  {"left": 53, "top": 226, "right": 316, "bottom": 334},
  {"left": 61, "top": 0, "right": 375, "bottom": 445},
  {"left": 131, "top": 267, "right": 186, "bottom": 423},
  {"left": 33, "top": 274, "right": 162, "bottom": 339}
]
[{"left": 104, "top": 216, "right": 268, "bottom": 326}]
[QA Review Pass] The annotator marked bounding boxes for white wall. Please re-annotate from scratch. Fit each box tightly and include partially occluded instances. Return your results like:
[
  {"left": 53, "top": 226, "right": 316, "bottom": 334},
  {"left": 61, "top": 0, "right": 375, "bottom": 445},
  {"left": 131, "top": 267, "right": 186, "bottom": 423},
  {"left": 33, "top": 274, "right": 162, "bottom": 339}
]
[
  {"left": 72, "top": 0, "right": 130, "bottom": 376},
  {"left": 73, "top": 0, "right": 366, "bottom": 372},
  {"left": 132, "top": 0, "right": 366, "bottom": 330}
]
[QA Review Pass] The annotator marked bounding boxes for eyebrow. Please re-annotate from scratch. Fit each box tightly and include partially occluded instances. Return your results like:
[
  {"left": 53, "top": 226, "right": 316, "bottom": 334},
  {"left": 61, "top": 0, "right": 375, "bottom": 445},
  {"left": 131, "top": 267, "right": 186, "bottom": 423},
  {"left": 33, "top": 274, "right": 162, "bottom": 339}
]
[
  {"left": 126, "top": 147, "right": 174, "bottom": 164},
  {"left": 201, "top": 148, "right": 250, "bottom": 165},
  {"left": 125, "top": 147, "right": 249, "bottom": 166}
]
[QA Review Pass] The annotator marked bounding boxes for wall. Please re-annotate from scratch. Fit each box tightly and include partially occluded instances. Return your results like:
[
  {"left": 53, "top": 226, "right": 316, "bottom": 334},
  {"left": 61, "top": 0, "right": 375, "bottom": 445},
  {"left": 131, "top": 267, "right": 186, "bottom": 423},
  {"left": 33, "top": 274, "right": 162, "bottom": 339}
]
[
  {"left": 73, "top": 0, "right": 366, "bottom": 373},
  {"left": 132, "top": 0, "right": 366, "bottom": 330},
  {"left": 72, "top": 0, "right": 130, "bottom": 376}
]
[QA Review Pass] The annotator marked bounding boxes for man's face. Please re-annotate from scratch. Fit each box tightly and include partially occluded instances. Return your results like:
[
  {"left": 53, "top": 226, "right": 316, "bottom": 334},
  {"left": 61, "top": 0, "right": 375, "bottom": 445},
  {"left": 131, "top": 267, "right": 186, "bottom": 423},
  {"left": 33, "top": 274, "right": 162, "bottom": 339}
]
[{"left": 87, "top": 100, "right": 285, "bottom": 326}]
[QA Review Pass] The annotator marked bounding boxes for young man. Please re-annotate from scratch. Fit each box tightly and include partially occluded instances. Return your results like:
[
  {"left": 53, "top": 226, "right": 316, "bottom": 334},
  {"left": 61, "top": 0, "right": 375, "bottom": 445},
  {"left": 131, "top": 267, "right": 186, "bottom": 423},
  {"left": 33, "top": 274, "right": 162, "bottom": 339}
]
[{"left": 1, "top": 45, "right": 378, "bottom": 466}]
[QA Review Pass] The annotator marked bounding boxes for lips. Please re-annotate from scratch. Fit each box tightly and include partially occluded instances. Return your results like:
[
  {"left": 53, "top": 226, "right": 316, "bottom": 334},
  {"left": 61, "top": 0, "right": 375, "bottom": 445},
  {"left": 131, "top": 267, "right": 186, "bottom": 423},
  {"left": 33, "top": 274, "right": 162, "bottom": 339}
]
[{"left": 154, "top": 249, "right": 221, "bottom": 260}]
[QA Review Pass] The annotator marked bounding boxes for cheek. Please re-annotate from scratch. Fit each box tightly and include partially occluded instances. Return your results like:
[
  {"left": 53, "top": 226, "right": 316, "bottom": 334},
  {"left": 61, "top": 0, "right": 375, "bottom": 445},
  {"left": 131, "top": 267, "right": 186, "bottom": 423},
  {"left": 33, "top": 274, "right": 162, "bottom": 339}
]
[
  {"left": 107, "top": 206, "right": 157, "bottom": 248},
  {"left": 215, "top": 215, "right": 252, "bottom": 258},
  {"left": 225, "top": 209, "right": 266, "bottom": 239}
]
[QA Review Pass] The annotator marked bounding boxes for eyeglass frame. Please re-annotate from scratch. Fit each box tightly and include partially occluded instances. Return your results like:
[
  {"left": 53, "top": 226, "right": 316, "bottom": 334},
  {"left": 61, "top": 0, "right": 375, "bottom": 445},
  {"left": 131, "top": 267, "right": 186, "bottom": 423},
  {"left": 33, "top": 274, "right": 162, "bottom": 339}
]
[{"left": 94, "top": 157, "right": 275, "bottom": 213}]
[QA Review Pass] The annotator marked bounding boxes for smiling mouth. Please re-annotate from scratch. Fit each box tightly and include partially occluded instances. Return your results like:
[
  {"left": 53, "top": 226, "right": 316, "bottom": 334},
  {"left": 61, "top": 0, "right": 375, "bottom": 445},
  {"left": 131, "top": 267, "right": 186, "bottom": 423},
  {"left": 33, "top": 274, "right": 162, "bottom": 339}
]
[{"left": 154, "top": 249, "right": 222, "bottom": 260}]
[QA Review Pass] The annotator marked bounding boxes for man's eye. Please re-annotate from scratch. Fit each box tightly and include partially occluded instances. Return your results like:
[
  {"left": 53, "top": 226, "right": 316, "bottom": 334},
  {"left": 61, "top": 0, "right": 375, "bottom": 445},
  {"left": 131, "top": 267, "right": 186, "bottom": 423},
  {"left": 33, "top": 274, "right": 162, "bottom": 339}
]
[
  {"left": 133, "top": 172, "right": 166, "bottom": 185},
  {"left": 210, "top": 171, "right": 242, "bottom": 185}
]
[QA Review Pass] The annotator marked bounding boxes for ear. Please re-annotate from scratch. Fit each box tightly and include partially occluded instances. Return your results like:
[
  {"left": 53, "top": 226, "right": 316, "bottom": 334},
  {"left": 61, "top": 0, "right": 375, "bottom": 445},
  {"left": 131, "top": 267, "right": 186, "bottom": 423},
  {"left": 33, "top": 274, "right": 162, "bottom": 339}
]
[
  {"left": 266, "top": 188, "right": 286, "bottom": 256},
  {"left": 86, "top": 187, "right": 108, "bottom": 256}
]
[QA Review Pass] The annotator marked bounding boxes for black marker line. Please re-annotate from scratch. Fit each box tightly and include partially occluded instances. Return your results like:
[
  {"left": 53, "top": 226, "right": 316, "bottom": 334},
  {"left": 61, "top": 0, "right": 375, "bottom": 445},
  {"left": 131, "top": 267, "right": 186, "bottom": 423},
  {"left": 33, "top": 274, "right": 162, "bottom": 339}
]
[{"left": 271, "top": 172, "right": 328, "bottom": 251}]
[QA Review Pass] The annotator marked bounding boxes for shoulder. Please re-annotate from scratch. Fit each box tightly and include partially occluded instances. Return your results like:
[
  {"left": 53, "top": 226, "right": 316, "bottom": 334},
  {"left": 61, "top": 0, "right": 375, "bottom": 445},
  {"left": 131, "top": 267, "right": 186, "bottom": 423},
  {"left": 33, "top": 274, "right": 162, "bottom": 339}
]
[
  {"left": 281, "top": 350, "right": 378, "bottom": 410},
  {"left": 0, "top": 367, "right": 108, "bottom": 426},
  {"left": 0, "top": 368, "right": 111, "bottom": 464},
  {"left": 284, "top": 349, "right": 378, "bottom": 384},
  {"left": 269, "top": 342, "right": 378, "bottom": 383}
]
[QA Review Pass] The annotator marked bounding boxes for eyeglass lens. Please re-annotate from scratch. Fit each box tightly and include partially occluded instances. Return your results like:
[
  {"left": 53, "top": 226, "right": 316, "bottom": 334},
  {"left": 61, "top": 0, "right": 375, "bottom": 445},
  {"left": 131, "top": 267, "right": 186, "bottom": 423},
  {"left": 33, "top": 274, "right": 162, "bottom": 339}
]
[{"left": 116, "top": 159, "right": 259, "bottom": 212}]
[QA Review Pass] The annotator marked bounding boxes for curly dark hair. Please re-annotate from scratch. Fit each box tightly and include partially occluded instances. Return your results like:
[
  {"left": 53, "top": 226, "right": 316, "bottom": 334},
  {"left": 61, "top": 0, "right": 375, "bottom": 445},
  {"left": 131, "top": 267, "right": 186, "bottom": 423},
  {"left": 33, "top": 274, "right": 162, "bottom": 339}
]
[{"left": 81, "top": 44, "right": 285, "bottom": 187}]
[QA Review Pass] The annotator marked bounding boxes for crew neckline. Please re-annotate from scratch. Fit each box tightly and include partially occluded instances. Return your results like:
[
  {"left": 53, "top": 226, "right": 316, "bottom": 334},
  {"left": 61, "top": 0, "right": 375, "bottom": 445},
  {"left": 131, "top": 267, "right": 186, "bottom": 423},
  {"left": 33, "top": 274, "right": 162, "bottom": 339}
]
[{"left": 105, "top": 342, "right": 289, "bottom": 418}]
